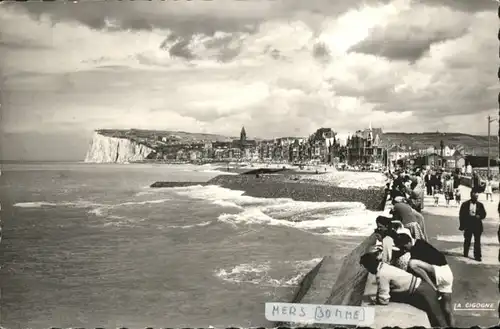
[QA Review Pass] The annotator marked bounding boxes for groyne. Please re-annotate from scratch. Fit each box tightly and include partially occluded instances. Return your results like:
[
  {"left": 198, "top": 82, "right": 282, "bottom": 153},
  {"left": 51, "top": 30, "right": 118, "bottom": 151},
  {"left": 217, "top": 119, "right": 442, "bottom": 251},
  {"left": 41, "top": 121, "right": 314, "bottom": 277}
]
[
  {"left": 206, "top": 175, "right": 386, "bottom": 211},
  {"left": 150, "top": 174, "right": 386, "bottom": 210}
]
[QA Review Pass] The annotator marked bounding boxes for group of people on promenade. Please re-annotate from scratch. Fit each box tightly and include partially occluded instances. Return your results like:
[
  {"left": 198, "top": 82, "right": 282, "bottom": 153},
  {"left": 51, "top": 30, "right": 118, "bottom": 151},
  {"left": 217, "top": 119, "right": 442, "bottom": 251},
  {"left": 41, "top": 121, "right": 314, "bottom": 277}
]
[{"left": 360, "top": 166, "right": 491, "bottom": 327}]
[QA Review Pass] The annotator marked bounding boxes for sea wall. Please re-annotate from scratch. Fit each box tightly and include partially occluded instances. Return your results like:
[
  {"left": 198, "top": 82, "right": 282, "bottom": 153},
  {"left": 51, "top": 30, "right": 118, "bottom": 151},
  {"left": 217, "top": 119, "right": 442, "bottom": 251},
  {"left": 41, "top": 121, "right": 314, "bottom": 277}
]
[
  {"left": 205, "top": 175, "right": 386, "bottom": 210},
  {"left": 277, "top": 233, "right": 430, "bottom": 328},
  {"left": 84, "top": 132, "right": 155, "bottom": 163}
]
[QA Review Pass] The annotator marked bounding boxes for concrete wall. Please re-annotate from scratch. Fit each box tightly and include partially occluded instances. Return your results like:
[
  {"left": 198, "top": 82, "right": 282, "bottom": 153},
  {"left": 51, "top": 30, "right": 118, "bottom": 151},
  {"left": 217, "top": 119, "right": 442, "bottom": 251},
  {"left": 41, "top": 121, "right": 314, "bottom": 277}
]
[{"left": 278, "top": 233, "right": 430, "bottom": 328}]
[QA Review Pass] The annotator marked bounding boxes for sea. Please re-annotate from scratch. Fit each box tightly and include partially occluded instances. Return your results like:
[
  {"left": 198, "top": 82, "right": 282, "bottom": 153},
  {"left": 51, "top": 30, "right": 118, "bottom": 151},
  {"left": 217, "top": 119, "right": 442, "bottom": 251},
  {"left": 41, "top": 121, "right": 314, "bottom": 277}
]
[{"left": 0, "top": 162, "right": 384, "bottom": 329}]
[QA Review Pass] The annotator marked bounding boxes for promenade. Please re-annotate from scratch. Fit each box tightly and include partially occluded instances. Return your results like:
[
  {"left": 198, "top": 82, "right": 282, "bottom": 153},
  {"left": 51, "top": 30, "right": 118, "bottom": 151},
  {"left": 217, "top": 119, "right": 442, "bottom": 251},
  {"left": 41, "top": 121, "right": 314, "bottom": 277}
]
[{"left": 421, "top": 185, "right": 499, "bottom": 327}]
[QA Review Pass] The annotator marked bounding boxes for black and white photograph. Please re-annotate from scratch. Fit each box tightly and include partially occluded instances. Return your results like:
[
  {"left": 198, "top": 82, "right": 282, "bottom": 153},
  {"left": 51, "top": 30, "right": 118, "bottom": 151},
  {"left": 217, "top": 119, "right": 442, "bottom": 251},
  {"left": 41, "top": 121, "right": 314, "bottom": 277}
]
[{"left": 0, "top": 0, "right": 499, "bottom": 328}]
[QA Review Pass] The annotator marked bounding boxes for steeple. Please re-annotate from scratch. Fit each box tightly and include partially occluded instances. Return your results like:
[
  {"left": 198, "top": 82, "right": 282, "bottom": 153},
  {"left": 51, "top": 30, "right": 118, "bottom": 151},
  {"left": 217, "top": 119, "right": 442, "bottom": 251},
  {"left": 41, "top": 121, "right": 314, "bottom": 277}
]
[{"left": 240, "top": 126, "right": 247, "bottom": 143}]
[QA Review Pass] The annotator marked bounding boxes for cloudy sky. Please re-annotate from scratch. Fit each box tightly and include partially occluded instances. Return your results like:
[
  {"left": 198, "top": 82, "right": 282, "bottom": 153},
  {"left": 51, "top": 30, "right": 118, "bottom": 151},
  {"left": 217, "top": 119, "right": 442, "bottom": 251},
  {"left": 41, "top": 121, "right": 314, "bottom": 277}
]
[{"left": 0, "top": 0, "right": 498, "bottom": 161}]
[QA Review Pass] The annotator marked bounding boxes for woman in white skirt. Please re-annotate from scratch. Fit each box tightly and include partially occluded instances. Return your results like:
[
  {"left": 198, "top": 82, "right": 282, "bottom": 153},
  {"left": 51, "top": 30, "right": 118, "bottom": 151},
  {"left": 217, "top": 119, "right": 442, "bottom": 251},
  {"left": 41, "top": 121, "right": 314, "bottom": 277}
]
[{"left": 485, "top": 177, "right": 493, "bottom": 202}]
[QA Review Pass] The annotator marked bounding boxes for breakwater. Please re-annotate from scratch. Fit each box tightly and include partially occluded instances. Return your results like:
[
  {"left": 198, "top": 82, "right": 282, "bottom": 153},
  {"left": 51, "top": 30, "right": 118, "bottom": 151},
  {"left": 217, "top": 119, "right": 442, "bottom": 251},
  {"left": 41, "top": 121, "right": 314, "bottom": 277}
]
[{"left": 151, "top": 174, "right": 386, "bottom": 210}]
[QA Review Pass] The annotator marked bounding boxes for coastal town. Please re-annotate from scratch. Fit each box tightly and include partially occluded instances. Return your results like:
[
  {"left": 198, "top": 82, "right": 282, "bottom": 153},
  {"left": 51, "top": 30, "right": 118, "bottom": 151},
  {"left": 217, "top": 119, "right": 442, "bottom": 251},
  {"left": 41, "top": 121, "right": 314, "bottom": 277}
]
[{"left": 98, "top": 126, "right": 499, "bottom": 173}]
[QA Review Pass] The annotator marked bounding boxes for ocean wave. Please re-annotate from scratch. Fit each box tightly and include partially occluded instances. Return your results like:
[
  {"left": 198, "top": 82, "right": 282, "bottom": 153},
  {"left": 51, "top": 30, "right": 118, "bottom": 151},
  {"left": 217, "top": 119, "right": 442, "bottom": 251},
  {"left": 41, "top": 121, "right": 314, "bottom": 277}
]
[
  {"left": 201, "top": 169, "right": 238, "bottom": 175},
  {"left": 212, "top": 200, "right": 244, "bottom": 209},
  {"left": 169, "top": 185, "right": 381, "bottom": 237},
  {"left": 115, "top": 199, "right": 171, "bottom": 206},
  {"left": 14, "top": 198, "right": 170, "bottom": 211},
  {"left": 214, "top": 259, "right": 319, "bottom": 287},
  {"left": 167, "top": 221, "right": 213, "bottom": 229},
  {"left": 13, "top": 202, "right": 60, "bottom": 208},
  {"left": 13, "top": 200, "right": 101, "bottom": 209}
]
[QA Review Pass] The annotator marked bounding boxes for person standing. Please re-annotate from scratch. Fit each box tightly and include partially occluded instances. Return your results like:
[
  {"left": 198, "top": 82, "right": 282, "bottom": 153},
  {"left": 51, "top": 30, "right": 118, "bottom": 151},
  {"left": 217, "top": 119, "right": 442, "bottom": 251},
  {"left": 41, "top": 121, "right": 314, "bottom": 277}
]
[
  {"left": 408, "top": 178, "right": 423, "bottom": 212},
  {"left": 485, "top": 177, "right": 493, "bottom": 202},
  {"left": 459, "top": 191, "right": 487, "bottom": 261},
  {"left": 444, "top": 176, "right": 454, "bottom": 207},
  {"left": 471, "top": 170, "right": 483, "bottom": 194},
  {"left": 391, "top": 200, "right": 427, "bottom": 240},
  {"left": 434, "top": 170, "right": 443, "bottom": 193},
  {"left": 424, "top": 171, "right": 433, "bottom": 196},
  {"left": 453, "top": 168, "right": 461, "bottom": 190}
]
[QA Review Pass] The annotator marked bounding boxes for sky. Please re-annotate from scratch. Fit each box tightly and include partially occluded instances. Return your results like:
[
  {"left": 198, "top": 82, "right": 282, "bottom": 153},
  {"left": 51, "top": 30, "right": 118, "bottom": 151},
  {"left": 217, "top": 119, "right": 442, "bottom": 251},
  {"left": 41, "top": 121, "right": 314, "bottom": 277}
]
[{"left": 0, "top": 0, "right": 498, "bottom": 161}]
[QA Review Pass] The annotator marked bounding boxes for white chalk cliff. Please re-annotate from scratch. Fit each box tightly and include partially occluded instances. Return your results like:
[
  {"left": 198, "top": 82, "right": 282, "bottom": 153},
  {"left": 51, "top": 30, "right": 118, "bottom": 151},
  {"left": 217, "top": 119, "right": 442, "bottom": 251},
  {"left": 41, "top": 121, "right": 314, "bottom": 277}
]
[{"left": 84, "top": 132, "right": 155, "bottom": 163}]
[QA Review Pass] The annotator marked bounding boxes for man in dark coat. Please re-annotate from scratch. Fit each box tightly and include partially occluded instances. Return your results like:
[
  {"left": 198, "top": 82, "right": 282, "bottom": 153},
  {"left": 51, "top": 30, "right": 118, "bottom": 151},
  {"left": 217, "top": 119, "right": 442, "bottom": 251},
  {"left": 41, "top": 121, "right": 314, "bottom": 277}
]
[
  {"left": 424, "top": 171, "right": 433, "bottom": 196},
  {"left": 459, "top": 191, "right": 487, "bottom": 261}
]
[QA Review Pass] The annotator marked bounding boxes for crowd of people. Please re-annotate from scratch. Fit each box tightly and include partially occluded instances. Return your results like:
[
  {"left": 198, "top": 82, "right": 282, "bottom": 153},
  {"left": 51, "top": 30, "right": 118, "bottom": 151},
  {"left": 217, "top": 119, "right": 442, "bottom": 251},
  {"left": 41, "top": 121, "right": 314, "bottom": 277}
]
[{"left": 360, "top": 166, "right": 491, "bottom": 327}]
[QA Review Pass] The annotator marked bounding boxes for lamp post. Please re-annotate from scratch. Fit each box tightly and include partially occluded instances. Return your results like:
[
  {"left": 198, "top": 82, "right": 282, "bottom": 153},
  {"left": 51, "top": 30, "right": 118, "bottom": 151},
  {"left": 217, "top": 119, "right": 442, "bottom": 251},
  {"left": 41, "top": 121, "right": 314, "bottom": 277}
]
[{"left": 488, "top": 115, "right": 498, "bottom": 178}]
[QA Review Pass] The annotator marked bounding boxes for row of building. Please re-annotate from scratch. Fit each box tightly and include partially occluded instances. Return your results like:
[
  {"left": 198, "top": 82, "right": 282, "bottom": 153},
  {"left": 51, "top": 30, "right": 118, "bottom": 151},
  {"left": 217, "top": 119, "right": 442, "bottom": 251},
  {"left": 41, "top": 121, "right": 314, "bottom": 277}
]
[
  {"left": 140, "top": 126, "right": 494, "bottom": 169},
  {"left": 145, "top": 127, "right": 340, "bottom": 163}
]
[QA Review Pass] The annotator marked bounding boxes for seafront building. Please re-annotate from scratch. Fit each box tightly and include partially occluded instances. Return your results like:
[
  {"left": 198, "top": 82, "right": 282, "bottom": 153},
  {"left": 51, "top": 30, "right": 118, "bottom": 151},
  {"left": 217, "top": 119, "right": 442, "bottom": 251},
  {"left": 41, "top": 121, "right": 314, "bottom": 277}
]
[
  {"left": 124, "top": 125, "right": 496, "bottom": 169},
  {"left": 345, "top": 124, "right": 385, "bottom": 165},
  {"left": 146, "top": 126, "right": 343, "bottom": 164}
]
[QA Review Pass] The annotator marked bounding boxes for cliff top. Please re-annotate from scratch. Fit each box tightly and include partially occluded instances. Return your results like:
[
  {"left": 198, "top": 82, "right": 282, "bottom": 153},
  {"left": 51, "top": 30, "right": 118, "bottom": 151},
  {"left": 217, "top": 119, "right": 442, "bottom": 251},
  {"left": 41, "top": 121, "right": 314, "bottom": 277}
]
[{"left": 96, "top": 129, "right": 233, "bottom": 143}]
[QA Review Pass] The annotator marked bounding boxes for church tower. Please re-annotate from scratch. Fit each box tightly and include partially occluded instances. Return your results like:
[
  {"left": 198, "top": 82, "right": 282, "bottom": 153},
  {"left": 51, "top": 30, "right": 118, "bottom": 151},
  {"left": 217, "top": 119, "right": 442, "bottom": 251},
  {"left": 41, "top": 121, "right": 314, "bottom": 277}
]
[{"left": 240, "top": 126, "right": 247, "bottom": 143}]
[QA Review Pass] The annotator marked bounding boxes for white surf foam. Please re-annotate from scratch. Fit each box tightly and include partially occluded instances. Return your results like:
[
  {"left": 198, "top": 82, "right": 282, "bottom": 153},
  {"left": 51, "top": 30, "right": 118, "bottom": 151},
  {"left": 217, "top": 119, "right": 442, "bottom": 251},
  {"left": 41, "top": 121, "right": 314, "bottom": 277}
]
[
  {"left": 201, "top": 169, "right": 238, "bottom": 175},
  {"left": 214, "top": 259, "right": 320, "bottom": 287},
  {"left": 170, "top": 185, "right": 382, "bottom": 237},
  {"left": 13, "top": 202, "right": 59, "bottom": 208},
  {"left": 437, "top": 235, "right": 498, "bottom": 245},
  {"left": 212, "top": 200, "right": 244, "bottom": 209},
  {"left": 13, "top": 200, "right": 102, "bottom": 209},
  {"left": 14, "top": 198, "right": 170, "bottom": 211},
  {"left": 167, "top": 221, "right": 213, "bottom": 229},
  {"left": 115, "top": 199, "right": 171, "bottom": 206}
]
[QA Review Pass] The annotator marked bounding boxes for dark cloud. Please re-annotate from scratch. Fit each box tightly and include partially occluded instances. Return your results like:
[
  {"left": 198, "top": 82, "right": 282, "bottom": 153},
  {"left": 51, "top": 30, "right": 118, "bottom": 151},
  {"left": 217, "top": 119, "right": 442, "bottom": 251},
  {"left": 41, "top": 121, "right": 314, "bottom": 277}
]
[
  {"left": 312, "top": 42, "right": 330, "bottom": 61},
  {"left": 273, "top": 0, "right": 393, "bottom": 16},
  {"left": 4, "top": 0, "right": 399, "bottom": 38},
  {"left": 159, "top": 33, "right": 242, "bottom": 62},
  {"left": 418, "top": 0, "right": 497, "bottom": 13},
  {"left": 168, "top": 39, "right": 195, "bottom": 60},
  {"left": 4, "top": 2, "right": 258, "bottom": 36},
  {"left": 350, "top": 37, "right": 444, "bottom": 62},
  {"left": 349, "top": 27, "right": 468, "bottom": 62}
]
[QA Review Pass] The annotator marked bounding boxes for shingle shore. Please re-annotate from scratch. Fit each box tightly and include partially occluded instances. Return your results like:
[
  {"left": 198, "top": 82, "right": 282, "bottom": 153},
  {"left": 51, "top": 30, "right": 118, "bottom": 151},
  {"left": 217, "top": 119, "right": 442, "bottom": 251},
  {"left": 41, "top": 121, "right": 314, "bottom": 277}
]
[{"left": 206, "top": 174, "right": 386, "bottom": 210}]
